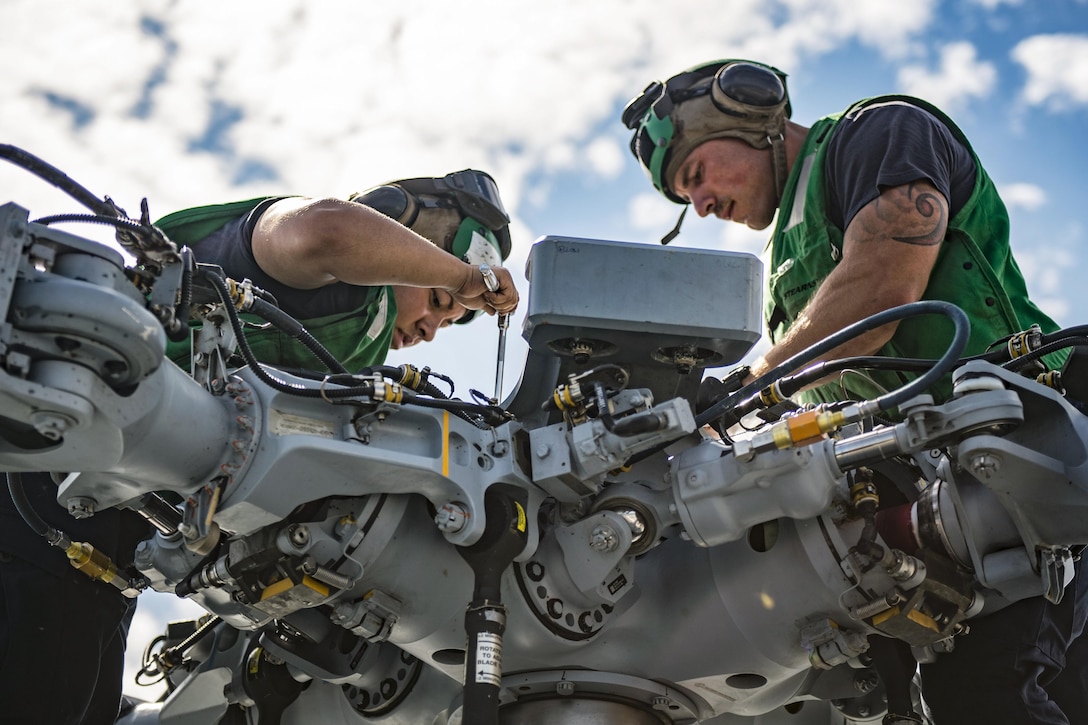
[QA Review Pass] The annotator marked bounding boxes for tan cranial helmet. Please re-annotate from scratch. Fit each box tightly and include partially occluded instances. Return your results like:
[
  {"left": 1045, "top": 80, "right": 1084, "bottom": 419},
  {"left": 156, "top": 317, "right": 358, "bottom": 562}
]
[
  {"left": 349, "top": 169, "right": 512, "bottom": 324},
  {"left": 622, "top": 59, "right": 792, "bottom": 204}
]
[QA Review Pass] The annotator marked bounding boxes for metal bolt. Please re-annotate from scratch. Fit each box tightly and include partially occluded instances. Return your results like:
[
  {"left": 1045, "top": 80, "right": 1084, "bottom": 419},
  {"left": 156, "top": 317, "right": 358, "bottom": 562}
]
[
  {"left": 435, "top": 502, "right": 469, "bottom": 533},
  {"left": 555, "top": 681, "right": 575, "bottom": 696},
  {"left": 67, "top": 497, "right": 97, "bottom": 519},
  {"left": 569, "top": 341, "right": 593, "bottom": 365},
  {"left": 289, "top": 525, "right": 310, "bottom": 548},
  {"left": 853, "top": 670, "right": 879, "bottom": 694},
  {"left": 970, "top": 452, "right": 1001, "bottom": 480},
  {"left": 535, "top": 444, "right": 550, "bottom": 459},
  {"left": 31, "top": 412, "right": 71, "bottom": 441},
  {"left": 589, "top": 524, "right": 618, "bottom": 552},
  {"left": 652, "top": 696, "right": 671, "bottom": 711}
]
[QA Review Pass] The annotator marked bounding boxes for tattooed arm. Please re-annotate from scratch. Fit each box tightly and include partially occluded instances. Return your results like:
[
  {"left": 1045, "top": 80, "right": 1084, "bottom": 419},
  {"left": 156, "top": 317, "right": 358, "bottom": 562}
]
[{"left": 750, "top": 179, "right": 947, "bottom": 378}]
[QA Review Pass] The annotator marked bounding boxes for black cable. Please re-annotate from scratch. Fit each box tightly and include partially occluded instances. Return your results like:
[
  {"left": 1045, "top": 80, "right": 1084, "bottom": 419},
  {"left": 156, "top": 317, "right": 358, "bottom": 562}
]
[
  {"left": 247, "top": 297, "right": 349, "bottom": 374},
  {"left": 695, "top": 300, "right": 970, "bottom": 430},
  {"left": 776, "top": 356, "right": 937, "bottom": 399},
  {"left": 6, "top": 472, "right": 51, "bottom": 538},
  {"left": 30, "top": 212, "right": 150, "bottom": 236},
  {"left": 0, "top": 144, "right": 119, "bottom": 217},
  {"left": 1005, "top": 335, "right": 1088, "bottom": 372},
  {"left": 200, "top": 268, "right": 505, "bottom": 426},
  {"left": 167, "top": 247, "right": 196, "bottom": 343}
]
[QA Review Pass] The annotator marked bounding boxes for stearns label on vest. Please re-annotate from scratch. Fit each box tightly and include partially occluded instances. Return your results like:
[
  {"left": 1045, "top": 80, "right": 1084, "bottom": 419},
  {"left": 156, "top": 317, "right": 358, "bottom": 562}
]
[{"left": 268, "top": 409, "right": 336, "bottom": 438}]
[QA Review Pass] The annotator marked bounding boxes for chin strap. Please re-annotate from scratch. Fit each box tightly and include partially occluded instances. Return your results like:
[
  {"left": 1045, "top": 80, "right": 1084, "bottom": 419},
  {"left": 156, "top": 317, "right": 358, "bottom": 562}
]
[{"left": 660, "top": 206, "right": 688, "bottom": 245}]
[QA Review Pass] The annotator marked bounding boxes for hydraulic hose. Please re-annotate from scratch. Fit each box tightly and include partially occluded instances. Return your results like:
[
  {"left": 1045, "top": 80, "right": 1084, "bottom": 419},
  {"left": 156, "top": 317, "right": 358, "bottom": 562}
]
[
  {"left": 248, "top": 296, "right": 349, "bottom": 374},
  {"left": 0, "top": 144, "right": 118, "bottom": 217},
  {"left": 6, "top": 473, "right": 145, "bottom": 597},
  {"left": 623, "top": 301, "right": 971, "bottom": 468},
  {"left": 695, "top": 300, "right": 971, "bottom": 430},
  {"left": 201, "top": 268, "right": 507, "bottom": 426},
  {"left": 6, "top": 472, "right": 59, "bottom": 542},
  {"left": 166, "top": 246, "right": 196, "bottom": 343}
]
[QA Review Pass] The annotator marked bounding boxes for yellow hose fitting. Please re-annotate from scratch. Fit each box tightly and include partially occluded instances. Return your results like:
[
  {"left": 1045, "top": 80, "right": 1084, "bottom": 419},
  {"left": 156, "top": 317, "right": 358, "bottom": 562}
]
[
  {"left": 66, "top": 541, "right": 118, "bottom": 584},
  {"left": 553, "top": 385, "right": 579, "bottom": 412},
  {"left": 759, "top": 381, "right": 785, "bottom": 407},
  {"left": 1036, "top": 370, "right": 1064, "bottom": 392},
  {"left": 398, "top": 365, "right": 422, "bottom": 389},
  {"left": 772, "top": 408, "right": 847, "bottom": 450},
  {"left": 383, "top": 382, "right": 404, "bottom": 404},
  {"left": 1007, "top": 324, "right": 1042, "bottom": 359}
]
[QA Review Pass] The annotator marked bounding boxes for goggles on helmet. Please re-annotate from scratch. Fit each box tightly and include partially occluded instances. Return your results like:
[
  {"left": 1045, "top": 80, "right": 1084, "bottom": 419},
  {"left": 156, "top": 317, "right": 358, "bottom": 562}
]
[
  {"left": 622, "top": 59, "right": 791, "bottom": 203},
  {"left": 351, "top": 169, "right": 512, "bottom": 259}
]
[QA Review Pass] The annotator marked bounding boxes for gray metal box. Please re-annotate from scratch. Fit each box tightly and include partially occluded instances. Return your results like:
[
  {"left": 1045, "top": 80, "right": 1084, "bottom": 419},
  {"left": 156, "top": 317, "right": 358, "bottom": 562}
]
[{"left": 522, "top": 236, "right": 763, "bottom": 370}]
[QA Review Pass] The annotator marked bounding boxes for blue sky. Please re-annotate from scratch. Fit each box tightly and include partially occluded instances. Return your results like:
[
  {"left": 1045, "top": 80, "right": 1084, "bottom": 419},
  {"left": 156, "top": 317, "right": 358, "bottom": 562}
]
[{"left": 2, "top": 0, "right": 1087, "bottom": 699}]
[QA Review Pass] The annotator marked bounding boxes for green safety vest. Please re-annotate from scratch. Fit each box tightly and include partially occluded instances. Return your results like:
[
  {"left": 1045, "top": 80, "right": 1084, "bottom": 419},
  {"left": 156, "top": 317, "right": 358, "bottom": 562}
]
[
  {"left": 765, "top": 95, "right": 1060, "bottom": 405},
  {"left": 155, "top": 199, "right": 396, "bottom": 372}
]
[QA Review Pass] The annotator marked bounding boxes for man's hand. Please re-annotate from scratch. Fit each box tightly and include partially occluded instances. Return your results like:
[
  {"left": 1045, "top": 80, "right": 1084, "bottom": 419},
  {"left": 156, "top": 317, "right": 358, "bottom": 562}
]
[{"left": 452, "top": 263, "right": 519, "bottom": 316}]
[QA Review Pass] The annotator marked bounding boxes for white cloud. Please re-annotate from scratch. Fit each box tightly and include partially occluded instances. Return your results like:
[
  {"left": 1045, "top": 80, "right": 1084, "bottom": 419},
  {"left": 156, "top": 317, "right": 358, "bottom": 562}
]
[
  {"left": 1012, "top": 34, "right": 1088, "bottom": 109},
  {"left": 720, "top": 221, "right": 772, "bottom": 260},
  {"left": 967, "top": 0, "right": 1024, "bottom": 8},
  {"left": 628, "top": 191, "right": 680, "bottom": 231},
  {"left": 1000, "top": 182, "right": 1047, "bottom": 211},
  {"left": 897, "top": 41, "right": 998, "bottom": 113},
  {"left": 1013, "top": 246, "right": 1073, "bottom": 322},
  {"left": 583, "top": 136, "right": 626, "bottom": 179}
]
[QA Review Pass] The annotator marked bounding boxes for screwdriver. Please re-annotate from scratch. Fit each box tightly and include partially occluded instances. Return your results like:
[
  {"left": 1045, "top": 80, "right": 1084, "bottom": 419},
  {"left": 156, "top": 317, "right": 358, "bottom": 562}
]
[{"left": 479, "top": 264, "right": 508, "bottom": 403}]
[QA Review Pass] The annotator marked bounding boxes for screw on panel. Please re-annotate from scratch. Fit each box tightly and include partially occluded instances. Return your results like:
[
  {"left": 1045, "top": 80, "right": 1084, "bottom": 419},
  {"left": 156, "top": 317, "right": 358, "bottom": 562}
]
[{"left": 555, "top": 681, "right": 575, "bottom": 696}]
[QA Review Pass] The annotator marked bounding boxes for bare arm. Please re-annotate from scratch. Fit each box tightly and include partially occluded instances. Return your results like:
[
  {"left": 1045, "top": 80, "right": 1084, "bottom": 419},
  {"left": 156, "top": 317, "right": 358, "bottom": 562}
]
[
  {"left": 750, "top": 179, "right": 947, "bottom": 379},
  {"left": 251, "top": 197, "right": 518, "bottom": 315}
]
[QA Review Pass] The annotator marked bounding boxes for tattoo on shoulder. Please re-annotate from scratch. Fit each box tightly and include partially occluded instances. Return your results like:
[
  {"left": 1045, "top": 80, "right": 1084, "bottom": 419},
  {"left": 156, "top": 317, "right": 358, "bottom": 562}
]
[{"left": 891, "top": 182, "right": 945, "bottom": 247}]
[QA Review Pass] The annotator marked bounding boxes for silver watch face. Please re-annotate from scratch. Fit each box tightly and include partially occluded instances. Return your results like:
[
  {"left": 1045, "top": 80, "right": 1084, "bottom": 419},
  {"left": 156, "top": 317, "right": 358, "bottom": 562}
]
[{"left": 479, "top": 263, "right": 500, "bottom": 292}]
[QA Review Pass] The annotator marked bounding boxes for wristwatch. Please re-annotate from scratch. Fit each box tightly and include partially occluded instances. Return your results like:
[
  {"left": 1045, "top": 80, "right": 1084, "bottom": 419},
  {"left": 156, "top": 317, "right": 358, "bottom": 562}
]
[{"left": 479, "top": 264, "right": 500, "bottom": 293}]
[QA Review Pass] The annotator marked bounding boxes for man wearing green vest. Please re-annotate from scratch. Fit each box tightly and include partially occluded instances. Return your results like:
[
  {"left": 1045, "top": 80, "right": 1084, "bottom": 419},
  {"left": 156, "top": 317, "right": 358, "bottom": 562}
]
[
  {"left": 622, "top": 59, "right": 1086, "bottom": 723},
  {"left": 155, "top": 169, "right": 519, "bottom": 371}
]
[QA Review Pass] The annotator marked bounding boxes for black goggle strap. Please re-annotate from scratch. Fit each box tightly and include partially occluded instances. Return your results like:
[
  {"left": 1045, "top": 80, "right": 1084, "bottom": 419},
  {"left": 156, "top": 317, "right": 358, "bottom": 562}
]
[
  {"left": 350, "top": 184, "right": 420, "bottom": 227},
  {"left": 626, "top": 58, "right": 783, "bottom": 125}
]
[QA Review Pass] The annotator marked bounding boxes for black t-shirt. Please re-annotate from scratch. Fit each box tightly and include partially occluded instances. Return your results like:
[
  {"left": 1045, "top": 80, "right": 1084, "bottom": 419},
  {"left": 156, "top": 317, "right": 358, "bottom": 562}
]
[
  {"left": 190, "top": 197, "right": 374, "bottom": 321},
  {"left": 823, "top": 100, "right": 976, "bottom": 232}
]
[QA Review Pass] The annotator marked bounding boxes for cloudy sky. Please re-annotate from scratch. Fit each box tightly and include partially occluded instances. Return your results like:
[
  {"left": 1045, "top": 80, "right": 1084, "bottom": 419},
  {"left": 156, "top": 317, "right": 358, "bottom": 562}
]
[{"left": 3, "top": 0, "right": 1086, "bottom": 701}]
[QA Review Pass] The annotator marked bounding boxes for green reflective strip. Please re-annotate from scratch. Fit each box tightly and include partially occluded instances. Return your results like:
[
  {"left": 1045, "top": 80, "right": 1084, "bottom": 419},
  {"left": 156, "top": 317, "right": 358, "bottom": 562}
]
[{"left": 643, "top": 113, "right": 675, "bottom": 193}]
